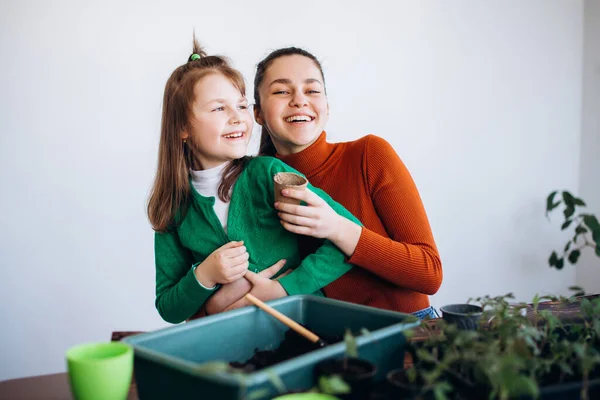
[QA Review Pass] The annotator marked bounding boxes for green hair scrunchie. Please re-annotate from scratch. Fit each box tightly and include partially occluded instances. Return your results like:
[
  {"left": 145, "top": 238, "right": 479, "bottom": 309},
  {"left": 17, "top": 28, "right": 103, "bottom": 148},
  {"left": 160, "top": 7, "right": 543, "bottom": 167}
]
[{"left": 190, "top": 54, "right": 201, "bottom": 61}]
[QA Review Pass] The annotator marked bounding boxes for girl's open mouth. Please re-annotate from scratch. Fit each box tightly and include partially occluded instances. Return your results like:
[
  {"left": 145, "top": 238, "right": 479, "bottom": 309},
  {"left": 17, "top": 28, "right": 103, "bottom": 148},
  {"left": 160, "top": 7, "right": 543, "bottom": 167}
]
[
  {"left": 222, "top": 131, "right": 245, "bottom": 140},
  {"left": 284, "top": 115, "right": 315, "bottom": 123}
]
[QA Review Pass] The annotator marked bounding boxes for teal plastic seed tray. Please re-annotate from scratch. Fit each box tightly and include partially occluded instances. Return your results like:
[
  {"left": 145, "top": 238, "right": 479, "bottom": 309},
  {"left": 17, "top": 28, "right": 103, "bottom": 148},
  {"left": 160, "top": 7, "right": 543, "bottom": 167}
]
[{"left": 124, "top": 295, "right": 418, "bottom": 400}]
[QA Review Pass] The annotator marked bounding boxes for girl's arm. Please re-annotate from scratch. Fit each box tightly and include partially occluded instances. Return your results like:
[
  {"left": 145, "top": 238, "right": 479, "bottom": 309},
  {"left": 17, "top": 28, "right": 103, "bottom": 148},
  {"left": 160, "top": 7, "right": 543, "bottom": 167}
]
[
  {"left": 277, "top": 135, "right": 442, "bottom": 295},
  {"left": 275, "top": 188, "right": 362, "bottom": 257},
  {"left": 268, "top": 159, "right": 362, "bottom": 297},
  {"left": 154, "top": 230, "right": 217, "bottom": 324},
  {"left": 204, "top": 277, "right": 251, "bottom": 315},
  {"left": 343, "top": 135, "right": 442, "bottom": 295},
  {"left": 155, "top": 233, "right": 250, "bottom": 323},
  {"left": 197, "top": 156, "right": 364, "bottom": 312},
  {"left": 204, "top": 259, "right": 287, "bottom": 315}
]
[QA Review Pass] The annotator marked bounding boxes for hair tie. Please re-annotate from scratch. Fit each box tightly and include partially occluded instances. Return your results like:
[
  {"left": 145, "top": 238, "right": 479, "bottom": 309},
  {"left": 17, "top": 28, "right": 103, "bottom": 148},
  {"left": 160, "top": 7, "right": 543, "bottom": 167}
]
[{"left": 190, "top": 54, "right": 201, "bottom": 61}]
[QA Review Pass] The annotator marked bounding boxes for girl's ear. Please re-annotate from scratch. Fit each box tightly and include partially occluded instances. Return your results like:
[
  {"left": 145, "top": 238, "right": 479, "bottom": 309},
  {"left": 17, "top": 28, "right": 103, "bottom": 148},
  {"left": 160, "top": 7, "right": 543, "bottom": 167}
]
[
  {"left": 181, "top": 130, "right": 189, "bottom": 141},
  {"left": 254, "top": 107, "right": 264, "bottom": 125}
]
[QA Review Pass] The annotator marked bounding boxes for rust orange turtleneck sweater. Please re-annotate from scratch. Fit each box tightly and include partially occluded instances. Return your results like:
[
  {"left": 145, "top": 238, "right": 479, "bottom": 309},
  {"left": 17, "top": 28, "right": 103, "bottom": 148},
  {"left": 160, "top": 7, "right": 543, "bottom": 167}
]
[{"left": 277, "top": 132, "right": 442, "bottom": 313}]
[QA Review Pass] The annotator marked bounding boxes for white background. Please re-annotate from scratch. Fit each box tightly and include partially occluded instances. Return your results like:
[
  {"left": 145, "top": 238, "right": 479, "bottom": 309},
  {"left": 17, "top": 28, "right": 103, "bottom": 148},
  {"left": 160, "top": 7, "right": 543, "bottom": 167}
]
[{"left": 1, "top": 0, "right": 598, "bottom": 380}]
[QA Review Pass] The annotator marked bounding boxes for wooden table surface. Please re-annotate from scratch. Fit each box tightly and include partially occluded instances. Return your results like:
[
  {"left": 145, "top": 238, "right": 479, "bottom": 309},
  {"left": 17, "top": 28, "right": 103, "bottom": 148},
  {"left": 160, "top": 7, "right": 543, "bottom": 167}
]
[
  {"left": 0, "top": 373, "right": 138, "bottom": 400},
  {"left": 0, "top": 331, "right": 146, "bottom": 399}
]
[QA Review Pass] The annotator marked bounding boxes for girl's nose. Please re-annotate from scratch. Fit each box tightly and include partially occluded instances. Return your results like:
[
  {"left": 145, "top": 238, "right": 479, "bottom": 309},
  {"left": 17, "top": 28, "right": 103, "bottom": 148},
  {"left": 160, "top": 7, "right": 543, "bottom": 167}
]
[
  {"left": 229, "top": 109, "right": 243, "bottom": 125},
  {"left": 289, "top": 92, "right": 308, "bottom": 108}
]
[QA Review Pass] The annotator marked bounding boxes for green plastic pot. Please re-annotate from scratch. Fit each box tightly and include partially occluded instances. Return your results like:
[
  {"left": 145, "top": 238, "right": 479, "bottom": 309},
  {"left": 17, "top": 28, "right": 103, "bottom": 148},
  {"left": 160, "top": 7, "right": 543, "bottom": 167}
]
[{"left": 66, "top": 342, "right": 133, "bottom": 400}]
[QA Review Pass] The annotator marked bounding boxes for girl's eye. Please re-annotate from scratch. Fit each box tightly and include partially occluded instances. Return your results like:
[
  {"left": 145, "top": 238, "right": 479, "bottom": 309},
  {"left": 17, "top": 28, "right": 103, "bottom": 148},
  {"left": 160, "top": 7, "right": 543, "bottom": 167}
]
[
  {"left": 213, "top": 106, "right": 225, "bottom": 112},
  {"left": 307, "top": 90, "right": 321, "bottom": 94},
  {"left": 273, "top": 90, "right": 289, "bottom": 95},
  {"left": 238, "top": 104, "right": 248, "bottom": 110}
]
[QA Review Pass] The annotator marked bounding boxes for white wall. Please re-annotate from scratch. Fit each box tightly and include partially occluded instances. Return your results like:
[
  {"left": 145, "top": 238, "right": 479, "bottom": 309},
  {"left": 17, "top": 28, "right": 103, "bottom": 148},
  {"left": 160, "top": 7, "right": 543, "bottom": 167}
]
[
  {"left": 0, "top": 0, "right": 584, "bottom": 380},
  {"left": 576, "top": 0, "right": 600, "bottom": 293}
]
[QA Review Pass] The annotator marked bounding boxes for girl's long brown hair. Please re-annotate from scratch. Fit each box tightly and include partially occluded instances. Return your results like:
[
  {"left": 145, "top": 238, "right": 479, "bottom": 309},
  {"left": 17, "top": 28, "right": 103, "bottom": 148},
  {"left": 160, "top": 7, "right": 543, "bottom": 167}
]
[
  {"left": 254, "top": 47, "right": 326, "bottom": 156},
  {"left": 148, "top": 36, "right": 250, "bottom": 232}
]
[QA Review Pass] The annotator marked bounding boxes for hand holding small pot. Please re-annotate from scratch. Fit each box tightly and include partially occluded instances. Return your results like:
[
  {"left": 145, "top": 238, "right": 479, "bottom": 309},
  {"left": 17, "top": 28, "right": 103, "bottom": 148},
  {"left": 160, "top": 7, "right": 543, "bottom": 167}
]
[{"left": 274, "top": 172, "right": 308, "bottom": 205}]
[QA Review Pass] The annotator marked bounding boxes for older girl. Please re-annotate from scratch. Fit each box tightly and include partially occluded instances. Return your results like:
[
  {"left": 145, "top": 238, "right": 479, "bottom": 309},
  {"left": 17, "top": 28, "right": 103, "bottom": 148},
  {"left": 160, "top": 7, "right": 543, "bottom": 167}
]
[{"left": 210, "top": 47, "right": 442, "bottom": 319}]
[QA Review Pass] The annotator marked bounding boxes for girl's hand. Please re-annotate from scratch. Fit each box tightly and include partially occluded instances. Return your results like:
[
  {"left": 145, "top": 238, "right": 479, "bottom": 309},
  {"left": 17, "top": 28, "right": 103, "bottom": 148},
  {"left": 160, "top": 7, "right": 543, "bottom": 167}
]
[
  {"left": 194, "top": 241, "right": 249, "bottom": 287},
  {"left": 204, "top": 259, "right": 287, "bottom": 315},
  {"left": 275, "top": 188, "right": 342, "bottom": 240},
  {"left": 275, "top": 188, "right": 362, "bottom": 257},
  {"left": 223, "top": 270, "right": 289, "bottom": 311}
]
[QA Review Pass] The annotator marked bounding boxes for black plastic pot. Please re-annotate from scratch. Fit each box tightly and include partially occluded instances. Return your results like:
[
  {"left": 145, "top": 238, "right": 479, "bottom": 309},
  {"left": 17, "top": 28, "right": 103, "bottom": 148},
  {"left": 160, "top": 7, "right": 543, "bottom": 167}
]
[
  {"left": 439, "top": 304, "right": 483, "bottom": 330},
  {"left": 385, "top": 368, "right": 424, "bottom": 399},
  {"left": 314, "top": 357, "right": 377, "bottom": 400}
]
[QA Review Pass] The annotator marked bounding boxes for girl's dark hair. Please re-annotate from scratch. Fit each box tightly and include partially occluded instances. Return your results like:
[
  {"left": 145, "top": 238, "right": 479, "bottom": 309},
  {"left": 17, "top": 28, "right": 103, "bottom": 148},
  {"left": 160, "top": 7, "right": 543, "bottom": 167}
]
[
  {"left": 148, "top": 35, "right": 250, "bottom": 232},
  {"left": 254, "top": 47, "right": 326, "bottom": 156}
]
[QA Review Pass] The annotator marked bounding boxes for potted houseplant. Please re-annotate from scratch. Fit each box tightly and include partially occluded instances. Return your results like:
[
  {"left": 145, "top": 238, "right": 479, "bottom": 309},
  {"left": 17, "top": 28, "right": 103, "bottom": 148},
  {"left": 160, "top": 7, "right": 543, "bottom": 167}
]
[
  {"left": 546, "top": 190, "right": 600, "bottom": 269},
  {"left": 391, "top": 293, "right": 600, "bottom": 400},
  {"left": 313, "top": 329, "right": 378, "bottom": 400}
]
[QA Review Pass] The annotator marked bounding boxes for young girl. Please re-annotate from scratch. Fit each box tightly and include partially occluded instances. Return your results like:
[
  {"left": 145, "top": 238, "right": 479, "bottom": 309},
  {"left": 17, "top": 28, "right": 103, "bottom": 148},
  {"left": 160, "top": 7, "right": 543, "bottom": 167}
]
[
  {"left": 147, "top": 39, "right": 360, "bottom": 324},
  {"left": 206, "top": 47, "right": 442, "bottom": 319}
]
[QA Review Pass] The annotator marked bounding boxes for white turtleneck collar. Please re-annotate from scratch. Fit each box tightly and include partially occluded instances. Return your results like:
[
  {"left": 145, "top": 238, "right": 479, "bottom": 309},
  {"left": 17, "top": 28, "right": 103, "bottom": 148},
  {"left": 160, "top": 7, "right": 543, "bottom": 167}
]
[
  {"left": 190, "top": 162, "right": 229, "bottom": 191},
  {"left": 190, "top": 162, "right": 231, "bottom": 233}
]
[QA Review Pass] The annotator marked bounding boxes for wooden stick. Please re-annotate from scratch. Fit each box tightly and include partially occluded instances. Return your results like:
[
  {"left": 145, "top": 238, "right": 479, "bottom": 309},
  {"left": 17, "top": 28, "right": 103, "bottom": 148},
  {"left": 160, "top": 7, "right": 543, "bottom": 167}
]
[{"left": 244, "top": 293, "right": 321, "bottom": 344}]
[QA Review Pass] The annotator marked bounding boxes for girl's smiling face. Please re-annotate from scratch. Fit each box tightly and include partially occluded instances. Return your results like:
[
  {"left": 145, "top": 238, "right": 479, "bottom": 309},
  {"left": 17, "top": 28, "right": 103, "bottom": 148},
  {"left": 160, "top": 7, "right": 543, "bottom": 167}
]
[
  {"left": 183, "top": 73, "right": 252, "bottom": 169},
  {"left": 256, "top": 55, "right": 329, "bottom": 156}
]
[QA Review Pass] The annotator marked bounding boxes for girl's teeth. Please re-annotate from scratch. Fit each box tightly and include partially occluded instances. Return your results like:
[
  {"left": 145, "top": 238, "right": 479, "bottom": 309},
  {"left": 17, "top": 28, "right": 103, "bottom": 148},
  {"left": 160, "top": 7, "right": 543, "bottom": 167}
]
[
  {"left": 224, "top": 133, "right": 243, "bottom": 138},
  {"left": 285, "top": 116, "right": 312, "bottom": 123}
]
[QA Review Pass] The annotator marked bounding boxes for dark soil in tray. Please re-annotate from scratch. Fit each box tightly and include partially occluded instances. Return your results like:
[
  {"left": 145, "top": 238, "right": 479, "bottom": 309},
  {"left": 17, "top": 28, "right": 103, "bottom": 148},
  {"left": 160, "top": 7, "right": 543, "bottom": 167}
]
[{"left": 229, "top": 327, "right": 341, "bottom": 373}]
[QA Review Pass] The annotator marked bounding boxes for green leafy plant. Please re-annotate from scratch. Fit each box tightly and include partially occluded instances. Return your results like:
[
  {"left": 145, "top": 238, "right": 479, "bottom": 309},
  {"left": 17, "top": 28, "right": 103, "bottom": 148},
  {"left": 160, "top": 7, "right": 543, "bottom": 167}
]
[
  {"left": 318, "top": 374, "right": 351, "bottom": 396},
  {"left": 401, "top": 292, "right": 600, "bottom": 400},
  {"left": 317, "top": 329, "right": 370, "bottom": 397},
  {"left": 546, "top": 190, "right": 600, "bottom": 269},
  {"left": 343, "top": 329, "right": 359, "bottom": 360},
  {"left": 248, "top": 330, "right": 367, "bottom": 399}
]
